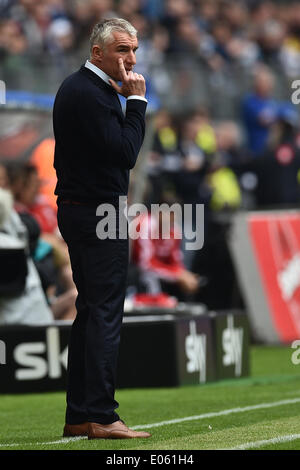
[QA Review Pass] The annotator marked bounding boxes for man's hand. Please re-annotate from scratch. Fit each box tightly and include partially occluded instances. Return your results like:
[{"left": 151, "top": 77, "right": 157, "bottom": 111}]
[{"left": 109, "top": 58, "right": 146, "bottom": 98}]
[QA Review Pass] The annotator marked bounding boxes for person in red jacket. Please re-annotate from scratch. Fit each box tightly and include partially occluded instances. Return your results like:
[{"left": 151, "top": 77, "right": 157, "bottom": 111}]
[{"left": 131, "top": 210, "right": 200, "bottom": 298}]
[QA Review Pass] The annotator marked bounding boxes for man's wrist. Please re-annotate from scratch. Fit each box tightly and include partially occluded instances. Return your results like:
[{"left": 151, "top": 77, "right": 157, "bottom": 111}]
[{"left": 127, "top": 95, "right": 147, "bottom": 103}]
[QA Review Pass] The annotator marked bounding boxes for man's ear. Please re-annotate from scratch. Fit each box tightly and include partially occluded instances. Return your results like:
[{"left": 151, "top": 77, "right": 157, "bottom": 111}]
[{"left": 92, "top": 45, "right": 103, "bottom": 63}]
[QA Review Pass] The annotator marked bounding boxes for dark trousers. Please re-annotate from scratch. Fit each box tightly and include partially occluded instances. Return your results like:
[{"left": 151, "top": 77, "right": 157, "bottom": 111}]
[{"left": 57, "top": 201, "right": 129, "bottom": 424}]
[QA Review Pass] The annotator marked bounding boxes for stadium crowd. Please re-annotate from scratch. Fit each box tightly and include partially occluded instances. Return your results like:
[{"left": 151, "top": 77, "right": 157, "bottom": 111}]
[
  {"left": 2, "top": 0, "right": 300, "bottom": 89},
  {"left": 1, "top": 0, "right": 300, "bottom": 323},
  {"left": 1, "top": 0, "right": 300, "bottom": 75}
]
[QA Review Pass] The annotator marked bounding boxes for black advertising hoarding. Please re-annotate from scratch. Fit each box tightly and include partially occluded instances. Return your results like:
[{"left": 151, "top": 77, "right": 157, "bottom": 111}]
[
  {"left": 0, "top": 310, "right": 250, "bottom": 394},
  {"left": 174, "top": 315, "right": 216, "bottom": 385},
  {"left": 117, "top": 316, "right": 179, "bottom": 388},
  {"left": 117, "top": 313, "right": 218, "bottom": 388},
  {"left": 211, "top": 311, "right": 250, "bottom": 380},
  {"left": 0, "top": 323, "right": 70, "bottom": 394}
]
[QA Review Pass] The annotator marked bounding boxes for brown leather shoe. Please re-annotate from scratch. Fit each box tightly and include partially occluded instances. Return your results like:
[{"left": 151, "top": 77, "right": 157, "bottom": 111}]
[
  {"left": 63, "top": 422, "right": 89, "bottom": 437},
  {"left": 88, "top": 421, "right": 151, "bottom": 439}
]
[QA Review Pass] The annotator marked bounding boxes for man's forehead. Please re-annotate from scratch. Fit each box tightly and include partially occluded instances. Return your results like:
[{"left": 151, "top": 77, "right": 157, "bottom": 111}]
[{"left": 111, "top": 32, "right": 138, "bottom": 48}]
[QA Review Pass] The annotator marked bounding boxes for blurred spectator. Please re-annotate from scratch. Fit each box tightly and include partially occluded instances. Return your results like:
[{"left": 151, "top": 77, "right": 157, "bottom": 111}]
[
  {"left": 256, "top": 19, "right": 286, "bottom": 66},
  {"left": 29, "top": 137, "right": 57, "bottom": 209},
  {"left": 146, "top": 107, "right": 216, "bottom": 215},
  {"left": 175, "top": 111, "right": 213, "bottom": 207},
  {"left": 212, "top": 120, "right": 257, "bottom": 207},
  {"left": 219, "top": 0, "right": 248, "bottom": 35},
  {"left": 214, "top": 120, "right": 243, "bottom": 168},
  {"left": 130, "top": 210, "right": 201, "bottom": 301},
  {"left": 173, "top": 15, "right": 202, "bottom": 56},
  {"left": 68, "top": 0, "right": 94, "bottom": 46},
  {"left": 0, "top": 18, "right": 27, "bottom": 56},
  {"left": 210, "top": 18, "right": 234, "bottom": 63},
  {"left": 4, "top": 161, "right": 77, "bottom": 320},
  {"left": 90, "top": 0, "right": 116, "bottom": 20},
  {"left": 184, "top": 117, "right": 242, "bottom": 309},
  {"left": 196, "top": 0, "right": 219, "bottom": 32},
  {"left": 279, "top": 2, "right": 300, "bottom": 78},
  {"left": 190, "top": 209, "right": 237, "bottom": 310},
  {"left": 8, "top": 162, "right": 58, "bottom": 234},
  {"left": 9, "top": 0, "right": 52, "bottom": 56},
  {"left": 141, "top": 0, "right": 164, "bottom": 20},
  {"left": 145, "top": 108, "right": 181, "bottom": 204},
  {"left": 250, "top": 104, "right": 300, "bottom": 207},
  {"left": 143, "top": 23, "right": 171, "bottom": 97},
  {"left": 0, "top": 185, "right": 54, "bottom": 324},
  {"left": 117, "top": 0, "right": 141, "bottom": 19},
  {"left": 46, "top": 17, "right": 75, "bottom": 55},
  {"left": 190, "top": 107, "right": 216, "bottom": 155},
  {"left": 248, "top": 0, "right": 275, "bottom": 31},
  {"left": 160, "top": 0, "right": 194, "bottom": 54},
  {"left": 241, "top": 64, "right": 279, "bottom": 156},
  {"left": 207, "top": 121, "right": 242, "bottom": 212},
  {"left": 172, "top": 110, "right": 215, "bottom": 269}
]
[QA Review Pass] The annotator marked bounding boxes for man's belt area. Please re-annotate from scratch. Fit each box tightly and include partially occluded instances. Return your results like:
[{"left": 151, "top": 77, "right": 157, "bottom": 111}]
[
  {"left": 60, "top": 199, "right": 87, "bottom": 205},
  {"left": 59, "top": 197, "right": 124, "bottom": 207}
]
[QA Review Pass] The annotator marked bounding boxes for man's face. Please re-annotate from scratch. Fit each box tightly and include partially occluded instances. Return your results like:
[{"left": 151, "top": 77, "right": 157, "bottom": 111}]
[{"left": 92, "top": 31, "right": 138, "bottom": 81}]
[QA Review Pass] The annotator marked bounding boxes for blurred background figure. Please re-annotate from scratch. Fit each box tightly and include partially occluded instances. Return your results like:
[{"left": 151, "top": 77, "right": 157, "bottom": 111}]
[
  {"left": 0, "top": 183, "right": 54, "bottom": 325},
  {"left": 145, "top": 108, "right": 181, "bottom": 205},
  {"left": 1, "top": 161, "right": 76, "bottom": 320},
  {"left": 129, "top": 209, "right": 201, "bottom": 302},
  {"left": 250, "top": 103, "right": 300, "bottom": 207},
  {"left": 241, "top": 64, "right": 279, "bottom": 157}
]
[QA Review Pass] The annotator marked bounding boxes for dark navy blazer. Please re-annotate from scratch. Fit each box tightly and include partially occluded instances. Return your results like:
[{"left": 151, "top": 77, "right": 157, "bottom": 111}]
[{"left": 53, "top": 65, "right": 147, "bottom": 203}]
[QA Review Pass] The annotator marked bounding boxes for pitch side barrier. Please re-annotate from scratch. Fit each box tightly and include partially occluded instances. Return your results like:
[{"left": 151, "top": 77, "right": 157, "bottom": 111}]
[
  {"left": 228, "top": 209, "right": 300, "bottom": 344},
  {"left": 0, "top": 307, "right": 250, "bottom": 393}
]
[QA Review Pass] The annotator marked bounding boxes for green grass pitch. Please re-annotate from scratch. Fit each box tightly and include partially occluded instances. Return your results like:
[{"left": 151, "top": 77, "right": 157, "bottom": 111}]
[{"left": 0, "top": 345, "right": 300, "bottom": 451}]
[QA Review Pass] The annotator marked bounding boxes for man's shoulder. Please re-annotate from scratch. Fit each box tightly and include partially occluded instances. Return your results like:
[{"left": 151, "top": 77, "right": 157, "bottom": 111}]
[
  {"left": 54, "top": 66, "right": 123, "bottom": 119},
  {"left": 57, "top": 66, "right": 92, "bottom": 93},
  {"left": 56, "top": 66, "right": 111, "bottom": 101}
]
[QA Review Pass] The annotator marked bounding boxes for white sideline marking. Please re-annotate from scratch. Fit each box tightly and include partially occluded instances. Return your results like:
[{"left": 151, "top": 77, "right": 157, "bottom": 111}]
[
  {"left": 0, "top": 436, "right": 85, "bottom": 447},
  {"left": 133, "top": 396, "right": 300, "bottom": 430},
  {"left": 229, "top": 433, "right": 300, "bottom": 450},
  {"left": 0, "top": 397, "right": 299, "bottom": 448}
]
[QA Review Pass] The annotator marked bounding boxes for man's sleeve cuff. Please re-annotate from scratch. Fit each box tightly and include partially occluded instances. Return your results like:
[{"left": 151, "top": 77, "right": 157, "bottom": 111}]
[{"left": 127, "top": 95, "right": 148, "bottom": 103}]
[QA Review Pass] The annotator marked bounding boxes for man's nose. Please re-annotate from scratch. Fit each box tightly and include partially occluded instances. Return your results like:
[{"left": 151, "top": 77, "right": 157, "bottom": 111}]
[{"left": 127, "top": 50, "right": 136, "bottom": 66}]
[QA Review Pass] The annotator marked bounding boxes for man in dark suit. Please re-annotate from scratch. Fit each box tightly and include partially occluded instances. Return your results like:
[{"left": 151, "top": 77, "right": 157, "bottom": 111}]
[{"left": 53, "top": 18, "right": 150, "bottom": 439}]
